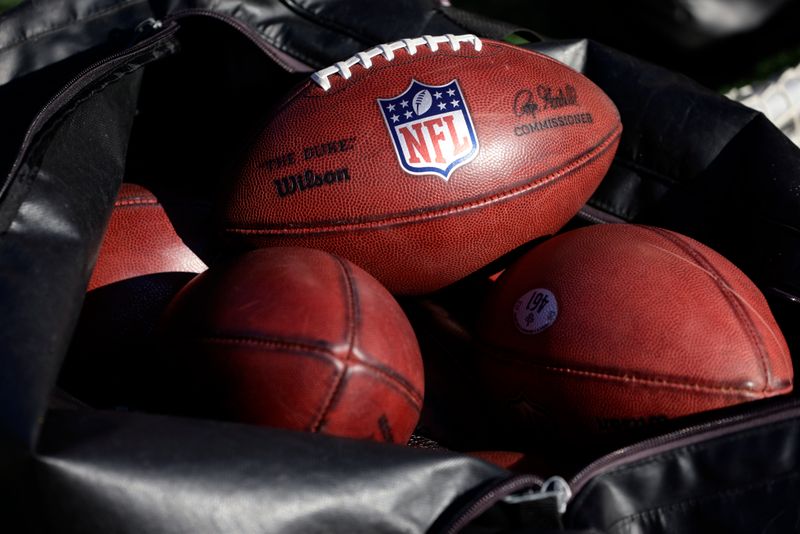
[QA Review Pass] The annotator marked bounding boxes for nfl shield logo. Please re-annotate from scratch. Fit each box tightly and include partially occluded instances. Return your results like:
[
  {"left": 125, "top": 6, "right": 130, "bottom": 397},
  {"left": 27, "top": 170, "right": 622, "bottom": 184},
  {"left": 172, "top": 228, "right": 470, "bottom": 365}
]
[{"left": 378, "top": 79, "right": 479, "bottom": 181}]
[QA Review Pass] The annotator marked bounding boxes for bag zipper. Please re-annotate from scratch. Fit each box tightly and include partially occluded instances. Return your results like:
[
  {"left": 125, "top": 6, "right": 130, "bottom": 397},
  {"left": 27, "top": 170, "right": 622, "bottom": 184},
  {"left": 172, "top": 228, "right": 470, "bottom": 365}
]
[
  {"left": 566, "top": 397, "right": 800, "bottom": 497},
  {"left": 2, "top": 20, "right": 180, "bottom": 201},
  {"left": 5, "top": 5, "right": 314, "bottom": 194},
  {"left": 7, "top": 9, "right": 798, "bottom": 531},
  {"left": 163, "top": 8, "right": 314, "bottom": 73},
  {"left": 444, "top": 398, "right": 800, "bottom": 532},
  {"left": 501, "top": 475, "right": 572, "bottom": 513},
  {"left": 442, "top": 473, "right": 547, "bottom": 534}
]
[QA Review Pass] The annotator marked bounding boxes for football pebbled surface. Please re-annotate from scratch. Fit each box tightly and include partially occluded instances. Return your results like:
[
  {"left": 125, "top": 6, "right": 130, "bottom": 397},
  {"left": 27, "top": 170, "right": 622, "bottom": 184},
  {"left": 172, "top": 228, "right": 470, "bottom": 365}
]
[
  {"left": 222, "top": 35, "right": 622, "bottom": 294},
  {"left": 476, "top": 224, "right": 793, "bottom": 439}
]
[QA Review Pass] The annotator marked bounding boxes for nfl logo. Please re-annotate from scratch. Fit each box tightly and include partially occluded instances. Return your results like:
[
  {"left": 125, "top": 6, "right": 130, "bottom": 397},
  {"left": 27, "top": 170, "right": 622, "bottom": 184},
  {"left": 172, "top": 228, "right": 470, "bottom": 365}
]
[{"left": 378, "top": 79, "right": 479, "bottom": 181}]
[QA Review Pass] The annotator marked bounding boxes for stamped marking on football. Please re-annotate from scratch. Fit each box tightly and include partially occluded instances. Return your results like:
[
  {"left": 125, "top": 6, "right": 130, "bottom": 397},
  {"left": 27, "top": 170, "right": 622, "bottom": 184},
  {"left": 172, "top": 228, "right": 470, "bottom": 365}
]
[
  {"left": 303, "top": 137, "right": 357, "bottom": 161},
  {"left": 226, "top": 34, "right": 624, "bottom": 294},
  {"left": 514, "top": 288, "right": 558, "bottom": 334},
  {"left": 273, "top": 167, "right": 351, "bottom": 198},
  {"left": 378, "top": 79, "right": 479, "bottom": 181},
  {"left": 513, "top": 84, "right": 579, "bottom": 118},
  {"left": 512, "top": 84, "right": 594, "bottom": 137}
]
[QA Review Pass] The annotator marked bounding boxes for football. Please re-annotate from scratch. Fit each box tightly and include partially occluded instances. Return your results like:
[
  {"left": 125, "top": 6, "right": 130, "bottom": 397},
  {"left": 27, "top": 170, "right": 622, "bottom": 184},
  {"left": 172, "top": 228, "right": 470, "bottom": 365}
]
[
  {"left": 476, "top": 224, "right": 793, "bottom": 439},
  {"left": 221, "top": 34, "right": 622, "bottom": 294},
  {"left": 88, "top": 183, "right": 207, "bottom": 291},
  {"left": 157, "top": 247, "right": 424, "bottom": 444}
]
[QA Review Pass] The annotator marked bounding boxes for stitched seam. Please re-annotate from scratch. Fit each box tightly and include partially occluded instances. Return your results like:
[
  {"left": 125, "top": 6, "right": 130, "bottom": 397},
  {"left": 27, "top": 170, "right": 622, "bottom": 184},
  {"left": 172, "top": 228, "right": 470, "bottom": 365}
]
[
  {"left": 351, "top": 359, "right": 423, "bottom": 409},
  {"left": 310, "top": 255, "right": 358, "bottom": 432},
  {"left": 201, "top": 335, "right": 423, "bottom": 407},
  {"left": 643, "top": 226, "right": 773, "bottom": 392},
  {"left": 304, "top": 41, "right": 502, "bottom": 99},
  {"left": 355, "top": 352, "right": 423, "bottom": 406},
  {"left": 311, "top": 35, "right": 483, "bottom": 90},
  {"left": 0, "top": 0, "right": 148, "bottom": 56},
  {"left": 199, "top": 336, "right": 337, "bottom": 358},
  {"left": 531, "top": 364, "right": 761, "bottom": 396},
  {"left": 114, "top": 197, "right": 158, "bottom": 207},
  {"left": 485, "top": 348, "right": 765, "bottom": 395},
  {"left": 226, "top": 124, "right": 621, "bottom": 235},
  {"left": 0, "top": 48, "right": 163, "bottom": 238}
]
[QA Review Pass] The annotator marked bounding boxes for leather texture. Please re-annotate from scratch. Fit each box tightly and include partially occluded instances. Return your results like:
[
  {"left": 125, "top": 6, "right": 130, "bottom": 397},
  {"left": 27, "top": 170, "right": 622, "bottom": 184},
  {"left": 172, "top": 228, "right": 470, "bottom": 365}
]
[
  {"left": 34, "top": 409, "right": 507, "bottom": 534},
  {"left": 477, "top": 224, "right": 793, "bottom": 438},
  {"left": 87, "top": 183, "right": 207, "bottom": 291},
  {"left": 158, "top": 247, "right": 424, "bottom": 444},
  {"left": 0, "top": 1, "right": 799, "bottom": 532},
  {"left": 565, "top": 401, "right": 800, "bottom": 534},
  {"left": 223, "top": 38, "right": 621, "bottom": 295}
]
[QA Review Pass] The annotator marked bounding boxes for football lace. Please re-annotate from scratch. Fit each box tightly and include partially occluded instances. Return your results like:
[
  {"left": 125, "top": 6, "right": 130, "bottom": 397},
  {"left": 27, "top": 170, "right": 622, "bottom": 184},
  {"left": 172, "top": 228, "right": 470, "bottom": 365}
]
[{"left": 311, "top": 34, "right": 483, "bottom": 91}]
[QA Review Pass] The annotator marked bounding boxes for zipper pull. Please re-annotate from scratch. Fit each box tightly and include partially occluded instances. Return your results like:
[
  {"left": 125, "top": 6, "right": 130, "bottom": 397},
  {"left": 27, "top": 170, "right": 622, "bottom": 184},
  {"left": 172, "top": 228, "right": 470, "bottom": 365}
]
[
  {"left": 130, "top": 17, "right": 165, "bottom": 44},
  {"left": 135, "top": 18, "right": 164, "bottom": 35},
  {"left": 502, "top": 475, "right": 572, "bottom": 514}
]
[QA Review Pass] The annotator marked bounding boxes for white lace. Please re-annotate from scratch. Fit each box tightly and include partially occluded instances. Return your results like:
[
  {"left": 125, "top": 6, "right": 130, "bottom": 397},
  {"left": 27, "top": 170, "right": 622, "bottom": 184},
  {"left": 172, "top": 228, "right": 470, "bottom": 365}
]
[{"left": 311, "top": 34, "right": 483, "bottom": 91}]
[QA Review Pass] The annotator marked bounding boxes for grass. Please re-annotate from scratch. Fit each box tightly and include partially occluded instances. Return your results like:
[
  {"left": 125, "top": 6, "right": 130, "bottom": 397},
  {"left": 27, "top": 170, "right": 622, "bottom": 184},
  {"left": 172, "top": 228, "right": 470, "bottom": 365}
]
[{"left": 0, "top": 0, "right": 23, "bottom": 13}]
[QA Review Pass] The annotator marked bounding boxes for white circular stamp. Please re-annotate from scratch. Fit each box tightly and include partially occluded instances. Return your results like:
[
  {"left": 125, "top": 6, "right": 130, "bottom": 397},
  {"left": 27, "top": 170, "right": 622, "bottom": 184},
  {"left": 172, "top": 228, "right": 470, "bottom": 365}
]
[{"left": 513, "top": 288, "right": 558, "bottom": 334}]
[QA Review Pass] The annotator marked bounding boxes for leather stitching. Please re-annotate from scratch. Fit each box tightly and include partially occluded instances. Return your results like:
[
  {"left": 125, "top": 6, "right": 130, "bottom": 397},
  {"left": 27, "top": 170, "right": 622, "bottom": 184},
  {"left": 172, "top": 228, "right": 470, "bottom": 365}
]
[
  {"left": 643, "top": 226, "right": 774, "bottom": 393},
  {"left": 483, "top": 349, "right": 769, "bottom": 396},
  {"left": 310, "top": 255, "right": 357, "bottom": 432},
  {"left": 199, "top": 334, "right": 423, "bottom": 409},
  {"left": 530, "top": 364, "right": 762, "bottom": 396},
  {"left": 114, "top": 196, "right": 158, "bottom": 207}
]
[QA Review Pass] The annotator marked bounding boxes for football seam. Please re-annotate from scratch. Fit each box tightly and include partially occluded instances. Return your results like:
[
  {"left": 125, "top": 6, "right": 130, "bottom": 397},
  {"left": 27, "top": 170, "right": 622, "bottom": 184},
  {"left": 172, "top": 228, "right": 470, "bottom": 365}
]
[
  {"left": 310, "top": 254, "right": 359, "bottom": 433},
  {"left": 506, "top": 361, "right": 774, "bottom": 397},
  {"left": 304, "top": 39, "right": 501, "bottom": 97},
  {"left": 197, "top": 335, "right": 424, "bottom": 407},
  {"left": 642, "top": 226, "right": 775, "bottom": 393},
  {"left": 226, "top": 122, "right": 622, "bottom": 236},
  {"left": 350, "top": 347, "right": 424, "bottom": 407},
  {"left": 114, "top": 197, "right": 159, "bottom": 207},
  {"left": 255, "top": 38, "right": 499, "bottom": 123},
  {"left": 336, "top": 365, "right": 424, "bottom": 412}
]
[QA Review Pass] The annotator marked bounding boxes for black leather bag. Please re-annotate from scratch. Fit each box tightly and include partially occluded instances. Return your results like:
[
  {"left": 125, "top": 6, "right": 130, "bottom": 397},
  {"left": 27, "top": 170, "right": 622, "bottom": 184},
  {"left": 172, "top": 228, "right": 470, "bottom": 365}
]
[{"left": 1, "top": 1, "right": 798, "bottom": 532}]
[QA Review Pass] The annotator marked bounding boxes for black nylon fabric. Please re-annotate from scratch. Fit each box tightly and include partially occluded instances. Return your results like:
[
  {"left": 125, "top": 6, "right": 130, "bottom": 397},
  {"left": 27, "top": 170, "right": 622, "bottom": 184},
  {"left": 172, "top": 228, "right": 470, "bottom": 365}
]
[
  {"left": 566, "top": 401, "right": 800, "bottom": 534},
  {"left": 31, "top": 410, "right": 506, "bottom": 533},
  {"left": 0, "top": 69, "right": 144, "bottom": 451},
  {"left": 0, "top": 0, "right": 497, "bottom": 182},
  {"left": 0, "top": 1, "right": 799, "bottom": 533},
  {"left": 529, "top": 38, "right": 800, "bottom": 354},
  {"left": 0, "top": 69, "right": 142, "bottom": 530},
  {"left": 0, "top": 0, "right": 154, "bottom": 84}
]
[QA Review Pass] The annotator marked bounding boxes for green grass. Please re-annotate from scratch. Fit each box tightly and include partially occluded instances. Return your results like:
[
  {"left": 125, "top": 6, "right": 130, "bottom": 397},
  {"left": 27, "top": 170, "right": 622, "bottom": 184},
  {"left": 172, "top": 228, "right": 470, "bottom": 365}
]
[{"left": 0, "top": 0, "right": 23, "bottom": 13}]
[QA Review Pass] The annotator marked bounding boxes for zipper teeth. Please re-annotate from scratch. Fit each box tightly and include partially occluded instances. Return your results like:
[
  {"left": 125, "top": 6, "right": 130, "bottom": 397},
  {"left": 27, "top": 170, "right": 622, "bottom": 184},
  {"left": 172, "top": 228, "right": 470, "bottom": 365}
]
[
  {"left": 6, "top": 5, "right": 293, "bottom": 187},
  {"left": 445, "top": 474, "right": 544, "bottom": 534},
  {"left": 568, "top": 398, "right": 800, "bottom": 496},
  {"left": 2, "top": 22, "right": 180, "bottom": 199},
  {"left": 6, "top": 7, "right": 799, "bottom": 527},
  {"left": 164, "top": 8, "right": 300, "bottom": 72}
]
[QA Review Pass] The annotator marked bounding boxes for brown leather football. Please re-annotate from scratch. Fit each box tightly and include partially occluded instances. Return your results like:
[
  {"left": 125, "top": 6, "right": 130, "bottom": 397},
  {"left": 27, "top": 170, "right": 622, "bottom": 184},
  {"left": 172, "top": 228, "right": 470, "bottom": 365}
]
[
  {"left": 476, "top": 224, "right": 793, "bottom": 438},
  {"left": 158, "top": 247, "right": 424, "bottom": 444},
  {"left": 89, "top": 183, "right": 207, "bottom": 291},
  {"left": 221, "top": 34, "right": 622, "bottom": 294}
]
